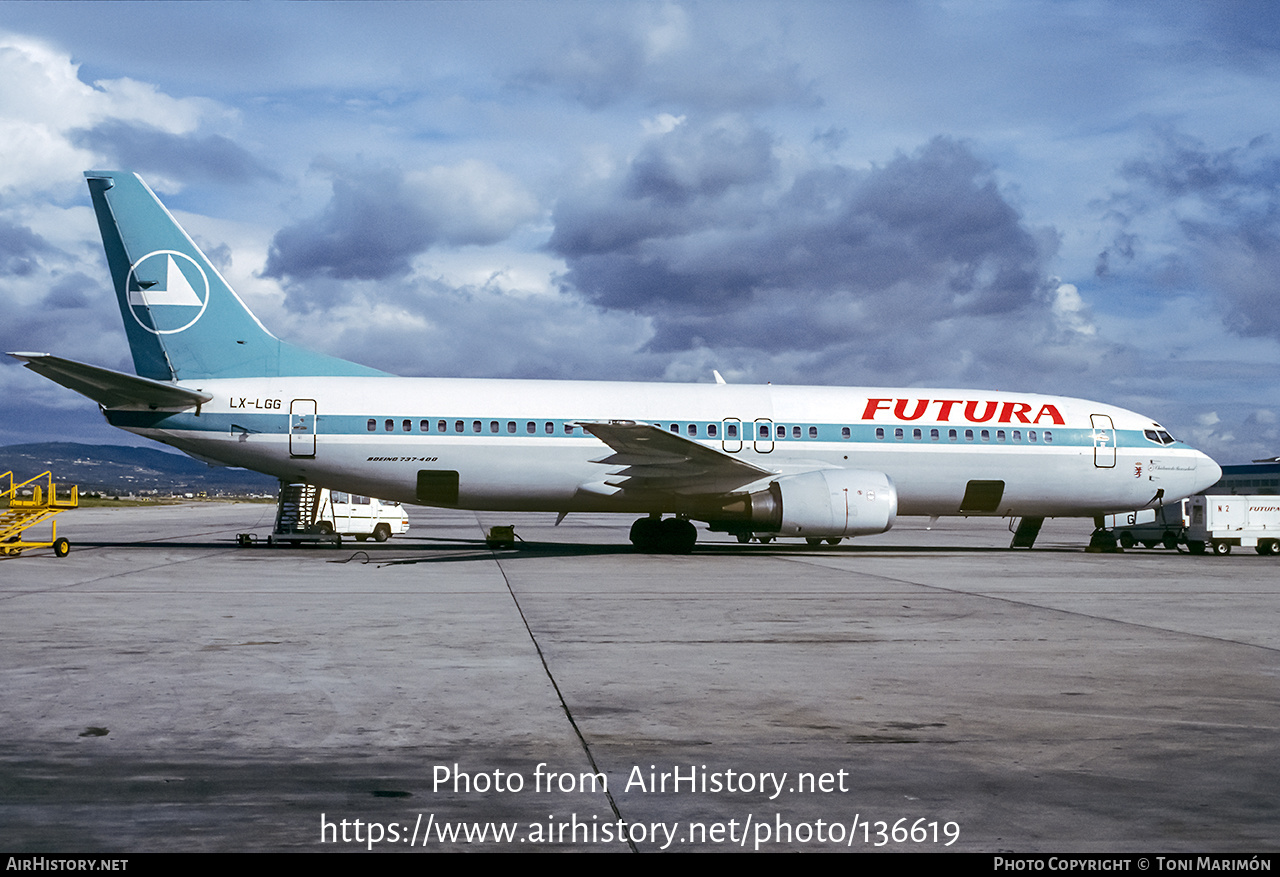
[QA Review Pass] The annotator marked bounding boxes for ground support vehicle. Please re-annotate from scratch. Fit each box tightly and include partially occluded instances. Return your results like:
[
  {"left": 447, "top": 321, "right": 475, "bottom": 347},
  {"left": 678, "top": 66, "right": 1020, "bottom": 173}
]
[
  {"left": 1, "top": 471, "right": 77, "bottom": 557},
  {"left": 1184, "top": 495, "right": 1280, "bottom": 556},
  {"left": 315, "top": 489, "right": 410, "bottom": 543},
  {"left": 1104, "top": 503, "right": 1186, "bottom": 550}
]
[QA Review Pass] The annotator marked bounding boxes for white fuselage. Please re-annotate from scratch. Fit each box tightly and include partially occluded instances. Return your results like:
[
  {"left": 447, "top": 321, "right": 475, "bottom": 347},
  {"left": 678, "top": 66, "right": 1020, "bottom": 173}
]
[{"left": 106, "top": 375, "right": 1220, "bottom": 521}]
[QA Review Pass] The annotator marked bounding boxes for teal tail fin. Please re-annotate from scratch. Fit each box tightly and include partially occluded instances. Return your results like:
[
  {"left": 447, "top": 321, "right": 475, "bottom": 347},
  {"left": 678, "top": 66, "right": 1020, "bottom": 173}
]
[{"left": 84, "top": 171, "right": 385, "bottom": 381}]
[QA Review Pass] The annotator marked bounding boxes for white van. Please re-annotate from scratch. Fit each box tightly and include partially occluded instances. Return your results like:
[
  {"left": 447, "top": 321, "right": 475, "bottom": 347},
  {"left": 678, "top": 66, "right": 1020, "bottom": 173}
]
[{"left": 315, "top": 490, "right": 410, "bottom": 542}]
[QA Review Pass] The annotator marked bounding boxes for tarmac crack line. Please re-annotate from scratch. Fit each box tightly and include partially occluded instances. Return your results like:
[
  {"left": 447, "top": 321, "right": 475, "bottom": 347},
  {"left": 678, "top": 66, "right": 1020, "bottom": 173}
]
[
  {"left": 0, "top": 549, "right": 232, "bottom": 602},
  {"left": 486, "top": 538, "right": 639, "bottom": 853},
  {"left": 778, "top": 553, "right": 1280, "bottom": 655}
]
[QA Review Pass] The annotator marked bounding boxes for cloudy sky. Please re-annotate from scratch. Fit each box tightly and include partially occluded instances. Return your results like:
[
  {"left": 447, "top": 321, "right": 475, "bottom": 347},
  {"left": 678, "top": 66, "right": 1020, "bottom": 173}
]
[{"left": 2, "top": 1, "right": 1279, "bottom": 463}]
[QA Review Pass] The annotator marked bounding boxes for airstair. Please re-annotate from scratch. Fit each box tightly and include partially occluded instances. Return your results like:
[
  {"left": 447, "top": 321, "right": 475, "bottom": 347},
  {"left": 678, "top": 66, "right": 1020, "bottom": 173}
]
[
  {"left": 1, "top": 471, "right": 78, "bottom": 557},
  {"left": 267, "top": 481, "right": 335, "bottom": 545}
]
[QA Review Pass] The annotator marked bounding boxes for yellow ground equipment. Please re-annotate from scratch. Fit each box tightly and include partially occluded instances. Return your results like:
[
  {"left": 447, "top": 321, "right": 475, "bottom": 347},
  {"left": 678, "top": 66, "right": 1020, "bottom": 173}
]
[{"left": 1, "top": 471, "right": 78, "bottom": 557}]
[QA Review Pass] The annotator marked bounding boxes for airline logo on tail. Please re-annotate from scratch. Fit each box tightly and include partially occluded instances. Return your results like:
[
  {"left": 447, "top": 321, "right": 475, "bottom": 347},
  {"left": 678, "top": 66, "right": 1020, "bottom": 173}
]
[{"left": 126, "top": 250, "right": 209, "bottom": 334}]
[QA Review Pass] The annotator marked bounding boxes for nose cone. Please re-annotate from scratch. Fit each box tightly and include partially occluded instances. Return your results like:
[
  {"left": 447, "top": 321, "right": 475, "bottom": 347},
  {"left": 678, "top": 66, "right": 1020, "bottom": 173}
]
[{"left": 1194, "top": 451, "right": 1222, "bottom": 494}]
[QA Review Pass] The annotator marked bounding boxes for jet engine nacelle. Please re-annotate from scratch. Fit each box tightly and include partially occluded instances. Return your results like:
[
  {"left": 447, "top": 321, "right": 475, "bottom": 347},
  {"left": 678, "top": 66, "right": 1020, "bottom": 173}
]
[{"left": 719, "top": 468, "right": 897, "bottom": 537}]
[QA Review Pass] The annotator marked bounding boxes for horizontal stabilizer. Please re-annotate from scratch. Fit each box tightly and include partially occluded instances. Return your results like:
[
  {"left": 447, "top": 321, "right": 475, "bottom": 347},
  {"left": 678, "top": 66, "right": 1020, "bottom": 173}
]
[{"left": 9, "top": 353, "right": 212, "bottom": 411}]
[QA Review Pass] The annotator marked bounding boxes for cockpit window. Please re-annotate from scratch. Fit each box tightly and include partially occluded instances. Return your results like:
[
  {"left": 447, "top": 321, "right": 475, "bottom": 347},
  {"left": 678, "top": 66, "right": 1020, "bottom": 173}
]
[{"left": 1143, "top": 429, "right": 1177, "bottom": 445}]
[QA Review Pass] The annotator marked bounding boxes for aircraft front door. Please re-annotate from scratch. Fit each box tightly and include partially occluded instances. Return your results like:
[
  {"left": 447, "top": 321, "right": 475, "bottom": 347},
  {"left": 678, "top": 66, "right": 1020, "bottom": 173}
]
[
  {"left": 1090, "top": 413, "right": 1116, "bottom": 468},
  {"left": 290, "top": 399, "right": 317, "bottom": 458}
]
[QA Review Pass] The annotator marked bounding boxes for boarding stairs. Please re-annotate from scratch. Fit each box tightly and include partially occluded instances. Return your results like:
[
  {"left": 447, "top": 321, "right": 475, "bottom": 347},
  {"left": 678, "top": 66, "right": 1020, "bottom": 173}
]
[
  {"left": 268, "top": 481, "right": 334, "bottom": 545},
  {"left": 1, "top": 471, "right": 78, "bottom": 557}
]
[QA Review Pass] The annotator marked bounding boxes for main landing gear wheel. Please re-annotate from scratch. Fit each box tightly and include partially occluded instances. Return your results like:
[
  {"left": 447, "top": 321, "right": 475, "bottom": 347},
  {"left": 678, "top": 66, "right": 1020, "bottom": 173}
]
[{"left": 629, "top": 517, "right": 697, "bottom": 554}]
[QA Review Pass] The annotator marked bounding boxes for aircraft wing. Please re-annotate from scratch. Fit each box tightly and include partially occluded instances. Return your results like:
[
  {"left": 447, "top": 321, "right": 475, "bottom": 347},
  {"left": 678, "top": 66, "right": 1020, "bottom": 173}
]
[
  {"left": 578, "top": 420, "right": 773, "bottom": 496},
  {"left": 9, "top": 352, "right": 212, "bottom": 411}
]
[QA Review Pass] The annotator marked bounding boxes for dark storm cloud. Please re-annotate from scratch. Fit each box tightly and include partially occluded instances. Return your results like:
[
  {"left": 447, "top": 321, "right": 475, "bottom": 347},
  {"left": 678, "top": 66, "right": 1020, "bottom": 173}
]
[
  {"left": 1121, "top": 133, "right": 1280, "bottom": 202},
  {"left": 264, "top": 163, "right": 536, "bottom": 288},
  {"left": 43, "top": 271, "right": 96, "bottom": 309},
  {"left": 551, "top": 132, "right": 1052, "bottom": 351},
  {"left": 1103, "top": 131, "right": 1280, "bottom": 339},
  {"left": 266, "top": 167, "right": 438, "bottom": 284},
  {"left": 514, "top": 13, "right": 817, "bottom": 111},
  {"left": 0, "top": 216, "right": 55, "bottom": 277},
  {"left": 1177, "top": 0, "right": 1280, "bottom": 63},
  {"left": 69, "top": 120, "right": 275, "bottom": 184}
]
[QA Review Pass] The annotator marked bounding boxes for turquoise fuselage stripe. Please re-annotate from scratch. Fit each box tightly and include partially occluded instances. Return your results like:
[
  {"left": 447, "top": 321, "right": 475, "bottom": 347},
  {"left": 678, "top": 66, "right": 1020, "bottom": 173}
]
[{"left": 103, "top": 409, "right": 1163, "bottom": 452}]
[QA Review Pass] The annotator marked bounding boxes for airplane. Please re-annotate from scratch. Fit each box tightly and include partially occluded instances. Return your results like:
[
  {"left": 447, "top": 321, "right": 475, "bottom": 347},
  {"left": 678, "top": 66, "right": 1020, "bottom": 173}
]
[{"left": 9, "top": 171, "right": 1222, "bottom": 552}]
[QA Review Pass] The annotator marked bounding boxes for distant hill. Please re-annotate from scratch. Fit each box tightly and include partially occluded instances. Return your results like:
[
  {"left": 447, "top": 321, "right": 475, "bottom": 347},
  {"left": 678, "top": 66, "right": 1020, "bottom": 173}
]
[{"left": 0, "top": 443, "right": 277, "bottom": 496}]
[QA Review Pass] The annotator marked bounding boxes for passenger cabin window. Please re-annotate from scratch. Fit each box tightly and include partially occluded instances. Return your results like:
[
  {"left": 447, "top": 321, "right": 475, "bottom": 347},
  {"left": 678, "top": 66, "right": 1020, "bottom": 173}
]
[
  {"left": 841, "top": 427, "right": 851, "bottom": 439},
  {"left": 385, "top": 419, "right": 394, "bottom": 432},
  {"left": 1044, "top": 431, "right": 1054, "bottom": 443},
  {"left": 1029, "top": 430, "right": 1037, "bottom": 442},
  {"left": 688, "top": 424, "right": 698, "bottom": 436},
  {"left": 876, "top": 427, "right": 885, "bottom": 440},
  {"left": 996, "top": 429, "right": 1006, "bottom": 442},
  {"left": 980, "top": 429, "right": 990, "bottom": 442},
  {"left": 792, "top": 426, "right": 801, "bottom": 439},
  {"left": 367, "top": 419, "right": 376, "bottom": 432},
  {"left": 708, "top": 424, "right": 718, "bottom": 438},
  {"left": 438, "top": 420, "right": 446, "bottom": 433},
  {"left": 489, "top": 421, "right": 499, "bottom": 433},
  {"left": 894, "top": 427, "right": 904, "bottom": 440},
  {"left": 545, "top": 422, "right": 553, "bottom": 434},
  {"left": 777, "top": 425, "right": 785, "bottom": 439},
  {"left": 506, "top": 421, "right": 516, "bottom": 434},
  {"left": 949, "top": 429, "right": 958, "bottom": 441},
  {"left": 760, "top": 424, "right": 769, "bottom": 438},
  {"left": 526, "top": 421, "right": 536, "bottom": 434},
  {"left": 472, "top": 421, "right": 482, "bottom": 433},
  {"left": 1012, "top": 430, "right": 1022, "bottom": 442},
  {"left": 403, "top": 419, "right": 412, "bottom": 432},
  {"left": 809, "top": 426, "right": 817, "bottom": 438},
  {"left": 912, "top": 428, "right": 922, "bottom": 440},
  {"left": 455, "top": 420, "right": 464, "bottom": 433},
  {"left": 671, "top": 424, "right": 679, "bottom": 433},
  {"left": 727, "top": 424, "right": 738, "bottom": 438},
  {"left": 930, "top": 428, "right": 940, "bottom": 441},
  {"left": 564, "top": 424, "right": 574, "bottom": 434},
  {"left": 965, "top": 429, "right": 974, "bottom": 441}
]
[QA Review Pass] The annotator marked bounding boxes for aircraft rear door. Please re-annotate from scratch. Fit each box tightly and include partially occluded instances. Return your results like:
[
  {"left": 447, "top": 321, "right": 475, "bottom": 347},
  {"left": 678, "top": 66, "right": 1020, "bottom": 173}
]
[
  {"left": 290, "top": 399, "right": 317, "bottom": 458},
  {"left": 721, "top": 417, "right": 743, "bottom": 453},
  {"left": 1090, "top": 413, "right": 1116, "bottom": 468}
]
